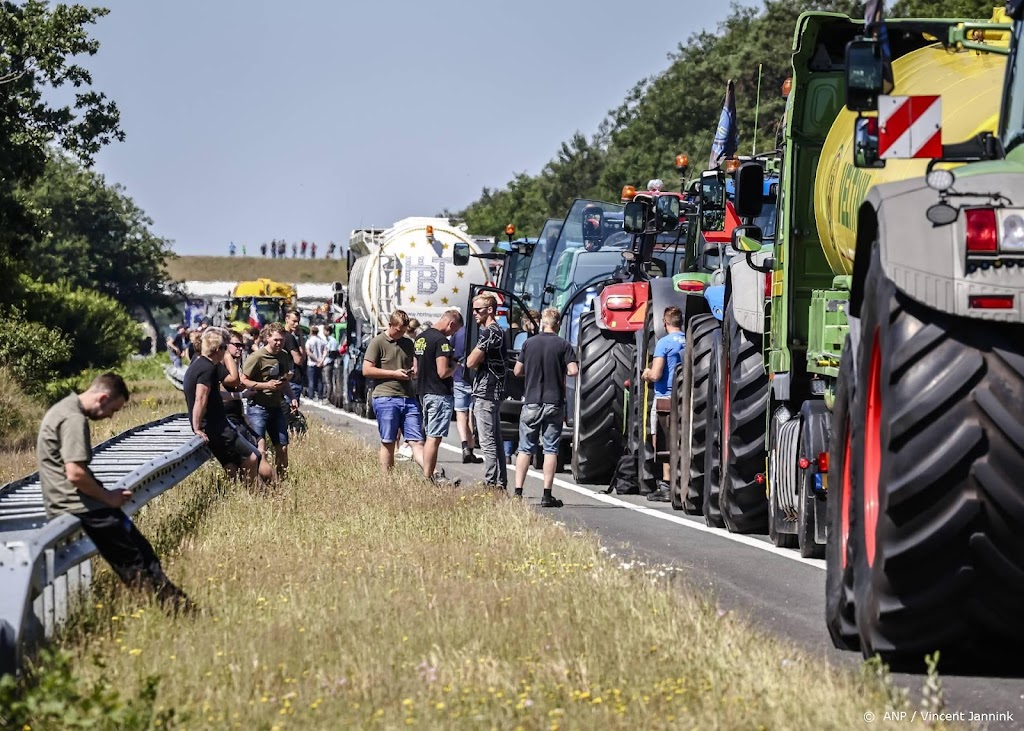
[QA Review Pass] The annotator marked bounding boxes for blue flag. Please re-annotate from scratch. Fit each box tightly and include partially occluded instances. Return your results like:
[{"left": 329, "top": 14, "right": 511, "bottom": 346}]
[{"left": 709, "top": 79, "right": 738, "bottom": 169}]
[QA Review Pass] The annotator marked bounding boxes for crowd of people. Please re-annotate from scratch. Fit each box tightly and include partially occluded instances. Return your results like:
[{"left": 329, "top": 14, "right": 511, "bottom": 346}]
[
  {"left": 227, "top": 240, "right": 343, "bottom": 260},
  {"left": 361, "top": 296, "right": 578, "bottom": 507}
]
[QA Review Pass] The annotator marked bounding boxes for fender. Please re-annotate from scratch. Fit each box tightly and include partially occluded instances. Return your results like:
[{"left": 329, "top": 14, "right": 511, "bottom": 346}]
[
  {"left": 855, "top": 169, "right": 1024, "bottom": 324},
  {"left": 728, "top": 249, "right": 771, "bottom": 334},
  {"left": 704, "top": 284, "right": 726, "bottom": 322},
  {"left": 599, "top": 281, "right": 649, "bottom": 332}
]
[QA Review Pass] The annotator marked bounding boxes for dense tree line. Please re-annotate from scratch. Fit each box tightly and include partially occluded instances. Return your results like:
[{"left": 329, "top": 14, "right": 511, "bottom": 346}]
[
  {"left": 455, "top": 0, "right": 998, "bottom": 238},
  {"left": 0, "top": 1, "right": 176, "bottom": 397}
]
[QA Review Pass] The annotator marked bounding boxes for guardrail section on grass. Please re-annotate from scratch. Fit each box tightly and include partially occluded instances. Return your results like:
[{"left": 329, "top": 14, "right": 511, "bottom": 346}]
[
  {"left": 165, "top": 365, "right": 185, "bottom": 391},
  {"left": 0, "top": 414, "right": 209, "bottom": 675}
]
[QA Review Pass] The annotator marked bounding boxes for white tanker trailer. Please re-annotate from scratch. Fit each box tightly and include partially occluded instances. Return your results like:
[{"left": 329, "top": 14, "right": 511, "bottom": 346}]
[{"left": 334, "top": 217, "right": 492, "bottom": 415}]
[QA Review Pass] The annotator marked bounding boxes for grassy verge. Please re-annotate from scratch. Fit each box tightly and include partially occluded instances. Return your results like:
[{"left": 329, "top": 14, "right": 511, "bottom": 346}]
[
  {"left": 165, "top": 255, "right": 347, "bottom": 284},
  {"left": 5, "top": 418, "right": 931, "bottom": 730}
]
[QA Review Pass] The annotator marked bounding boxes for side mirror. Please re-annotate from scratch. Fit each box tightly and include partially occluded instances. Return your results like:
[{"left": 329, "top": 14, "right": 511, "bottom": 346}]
[
  {"left": 732, "top": 224, "right": 764, "bottom": 253},
  {"left": 453, "top": 242, "right": 470, "bottom": 266},
  {"left": 655, "top": 195, "right": 680, "bottom": 232},
  {"left": 845, "top": 38, "right": 884, "bottom": 113},
  {"left": 734, "top": 163, "right": 764, "bottom": 218},
  {"left": 854, "top": 118, "right": 885, "bottom": 169},
  {"left": 700, "top": 171, "right": 726, "bottom": 211},
  {"left": 623, "top": 201, "right": 648, "bottom": 233}
]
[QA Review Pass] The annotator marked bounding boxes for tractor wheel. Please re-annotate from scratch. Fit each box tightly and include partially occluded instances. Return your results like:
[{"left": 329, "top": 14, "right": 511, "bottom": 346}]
[
  {"left": 634, "top": 309, "right": 658, "bottom": 494},
  {"left": 797, "top": 401, "right": 829, "bottom": 559},
  {"left": 672, "top": 314, "right": 719, "bottom": 514},
  {"left": 702, "top": 328, "right": 726, "bottom": 529},
  {"left": 720, "top": 300, "right": 770, "bottom": 534},
  {"left": 571, "top": 311, "right": 633, "bottom": 484},
  {"left": 669, "top": 362, "right": 687, "bottom": 510},
  {"left": 364, "top": 385, "right": 375, "bottom": 420},
  {"left": 851, "top": 245, "right": 1024, "bottom": 666},
  {"left": 826, "top": 335, "right": 859, "bottom": 651}
]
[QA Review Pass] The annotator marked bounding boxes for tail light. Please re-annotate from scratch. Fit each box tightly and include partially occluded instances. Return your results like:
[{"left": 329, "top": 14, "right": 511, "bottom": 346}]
[
  {"left": 677, "top": 280, "right": 705, "bottom": 292},
  {"left": 798, "top": 457, "right": 810, "bottom": 470},
  {"left": 764, "top": 272, "right": 772, "bottom": 299},
  {"left": 817, "top": 451, "right": 829, "bottom": 473},
  {"left": 965, "top": 208, "right": 998, "bottom": 253},
  {"left": 968, "top": 295, "right": 1014, "bottom": 309},
  {"left": 605, "top": 295, "right": 635, "bottom": 311}
]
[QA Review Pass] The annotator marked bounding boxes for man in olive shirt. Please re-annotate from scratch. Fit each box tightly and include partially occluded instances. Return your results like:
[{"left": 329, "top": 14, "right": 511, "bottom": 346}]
[
  {"left": 243, "top": 322, "right": 297, "bottom": 479},
  {"left": 363, "top": 309, "right": 424, "bottom": 473},
  {"left": 38, "top": 373, "right": 191, "bottom": 609}
]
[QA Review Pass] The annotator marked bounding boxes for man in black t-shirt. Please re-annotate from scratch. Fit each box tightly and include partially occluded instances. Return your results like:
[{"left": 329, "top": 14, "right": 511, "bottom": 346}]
[
  {"left": 414, "top": 310, "right": 464, "bottom": 484},
  {"left": 184, "top": 329, "right": 261, "bottom": 481},
  {"left": 467, "top": 294, "right": 508, "bottom": 489},
  {"left": 283, "top": 311, "right": 306, "bottom": 402},
  {"left": 513, "top": 308, "right": 578, "bottom": 506}
]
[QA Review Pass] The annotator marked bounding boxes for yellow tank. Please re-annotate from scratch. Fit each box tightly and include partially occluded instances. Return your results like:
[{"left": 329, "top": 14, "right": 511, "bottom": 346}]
[
  {"left": 232, "top": 278, "right": 296, "bottom": 301},
  {"left": 815, "top": 38, "right": 1007, "bottom": 274}
]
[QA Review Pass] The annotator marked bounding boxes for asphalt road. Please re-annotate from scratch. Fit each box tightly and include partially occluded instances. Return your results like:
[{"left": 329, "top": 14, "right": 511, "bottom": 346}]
[{"left": 305, "top": 400, "right": 1024, "bottom": 728}]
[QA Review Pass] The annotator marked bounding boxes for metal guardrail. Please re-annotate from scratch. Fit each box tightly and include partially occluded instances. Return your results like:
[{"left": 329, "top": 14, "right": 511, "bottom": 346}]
[{"left": 0, "top": 414, "right": 210, "bottom": 675}]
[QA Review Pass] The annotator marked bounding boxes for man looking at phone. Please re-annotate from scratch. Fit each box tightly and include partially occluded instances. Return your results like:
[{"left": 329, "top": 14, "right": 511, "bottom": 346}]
[{"left": 363, "top": 309, "right": 425, "bottom": 473}]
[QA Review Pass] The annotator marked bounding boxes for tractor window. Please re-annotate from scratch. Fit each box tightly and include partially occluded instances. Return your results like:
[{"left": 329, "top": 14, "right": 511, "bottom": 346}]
[
  {"left": 753, "top": 196, "right": 779, "bottom": 241},
  {"left": 1003, "top": 21, "right": 1024, "bottom": 153}
]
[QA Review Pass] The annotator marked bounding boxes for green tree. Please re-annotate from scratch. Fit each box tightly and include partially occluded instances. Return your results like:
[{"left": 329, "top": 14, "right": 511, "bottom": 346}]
[
  {"left": 17, "top": 154, "right": 178, "bottom": 312},
  {"left": 0, "top": 1, "right": 123, "bottom": 259}
]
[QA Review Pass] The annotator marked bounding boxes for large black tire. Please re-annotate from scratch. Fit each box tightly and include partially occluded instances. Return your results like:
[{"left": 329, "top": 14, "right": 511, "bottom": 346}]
[
  {"left": 797, "top": 401, "right": 829, "bottom": 559},
  {"left": 634, "top": 310, "right": 658, "bottom": 494},
  {"left": 669, "top": 363, "right": 687, "bottom": 510},
  {"left": 571, "top": 311, "right": 633, "bottom": 484},
  {"left": 851, "top": 246, "right": 1024, "bottom": 666},
  {"left": 671, "top": 314, "right": 719, "bottom": 514},
  {"left": 825, "top": 336, "right": 859, "bottom": 651},
  {"left": 703, "top": 328, "right": 725, "bottom": 528},
  {"left": 720, "top": 300, "right": 770, "bottom": 534}
]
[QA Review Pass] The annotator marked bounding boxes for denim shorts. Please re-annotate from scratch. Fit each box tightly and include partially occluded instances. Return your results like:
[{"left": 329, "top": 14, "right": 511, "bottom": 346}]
[
  {"left": 421, "top": 393, "right": 454, "bottom": 438},
  {"left": 453, "top": 381, "right": 473, "bottom": 412},
  {"left": 373, "top": 396, "right": 424, "bottom": 443},
  {"left": 518, "top": 403, "right": 562, "bottom": 455},
  {"left": 247, "top": 403, "right": 289, "bottom": 446}
]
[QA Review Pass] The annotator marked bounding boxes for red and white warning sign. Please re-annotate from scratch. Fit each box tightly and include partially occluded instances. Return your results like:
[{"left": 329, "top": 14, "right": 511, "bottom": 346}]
[{"left": 878, "top": 95, "right": 942, "bottom": 160}]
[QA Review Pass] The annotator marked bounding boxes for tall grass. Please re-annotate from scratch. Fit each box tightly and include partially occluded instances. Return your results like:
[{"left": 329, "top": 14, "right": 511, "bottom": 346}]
[{"left": 18, "top": 419, "right": 921, "bottom": 730}]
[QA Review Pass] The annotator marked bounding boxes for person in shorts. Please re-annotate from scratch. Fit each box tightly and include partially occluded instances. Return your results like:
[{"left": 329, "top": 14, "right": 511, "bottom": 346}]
[
  {"left": 414, "top": 309, "right": 463, "bottom": 484},
  {"left": 363, "top": 310, "right": 424, "bottom": 473},
  {"left": 451, "top": 324, "right": 483, "bottom": 464},
  {"left": 641, "top": 306, "right": 686, "bottom": 502},
  {"left": 512, "top": 308, "right": 577, "bottom": 506},
  {"left": 219, "top": 330, "right": 275, "bottom": 484},
  {"left": 184, "top": 329, "right": 262, "bottom": 482},
  {"left": 242, "top": 323, "right": 297, "bottom": 479}
]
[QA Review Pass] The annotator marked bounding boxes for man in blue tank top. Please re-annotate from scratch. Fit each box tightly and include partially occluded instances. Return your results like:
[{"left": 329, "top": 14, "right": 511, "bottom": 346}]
[{"left": 641, "top": 306, "right": 685, "bottom": 502}]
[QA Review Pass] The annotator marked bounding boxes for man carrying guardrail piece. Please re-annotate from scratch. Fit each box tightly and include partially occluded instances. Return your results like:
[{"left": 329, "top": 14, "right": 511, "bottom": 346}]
[{"left": 37, "top": 373, "right": 193, "bottom": 611}]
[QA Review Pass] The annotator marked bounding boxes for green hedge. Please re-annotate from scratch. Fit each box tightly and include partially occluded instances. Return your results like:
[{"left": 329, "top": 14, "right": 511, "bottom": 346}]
[
  {"left": 13, "top": 275, "right": 139, "bottom": 375},
  {"left": 0, "top": 314, "right": 73, "bottom": 394}
]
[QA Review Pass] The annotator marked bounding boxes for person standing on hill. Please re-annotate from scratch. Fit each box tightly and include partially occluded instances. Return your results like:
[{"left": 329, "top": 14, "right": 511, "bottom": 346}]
[
  {"left": 414, "top": 310, "right": 463, "bottom": 484},
  {"left": 37, "top": 373, "right": 193, "bottom": 611},
  {"left": 512, "top": 308, "right": 577, "bottom": 506},
  {"left": 363, "top": 309, "right": 425, "bottom": 473},
  {"left": 466, "top": 294, "right": 507, "bottom": 490},
  {"left": 641, "top": 306, "right": 686, "bottom": 502}
]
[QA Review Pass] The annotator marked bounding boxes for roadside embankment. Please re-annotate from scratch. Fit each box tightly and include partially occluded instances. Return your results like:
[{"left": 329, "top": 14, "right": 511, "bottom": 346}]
[{"left": 12, "top": 415, "right": 932, "bottom": 730}]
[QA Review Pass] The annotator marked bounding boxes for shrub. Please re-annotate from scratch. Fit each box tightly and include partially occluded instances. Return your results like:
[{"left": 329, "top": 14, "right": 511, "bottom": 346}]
[
  {"left": 0, "top": 313, "right": 72, "bottom": 393},
  {"left": 0, "top": 365, "right": 44, "bottom": 450},
  {"left": 14, "top": 275, "right": 139, "bottom": 374}
]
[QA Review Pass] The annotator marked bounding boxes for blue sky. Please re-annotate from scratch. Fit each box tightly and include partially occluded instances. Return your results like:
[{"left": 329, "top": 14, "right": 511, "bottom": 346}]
[{"left": 85, "top": 1, "right": 751, "bottom": 255}]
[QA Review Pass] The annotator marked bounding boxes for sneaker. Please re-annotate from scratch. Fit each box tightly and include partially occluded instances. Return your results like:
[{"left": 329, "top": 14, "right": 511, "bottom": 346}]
[
  {"left": 397, "top": 444, "right": 413, "bottom": 461},
  {"left": 462, "top": 449, "right": 483, "bottom": 464},
  {"left": 646, "top": 483, "right": 672, "bottom": 502},
  {"left": 539, "top": 495, "right": 563, "bottom": 508}
]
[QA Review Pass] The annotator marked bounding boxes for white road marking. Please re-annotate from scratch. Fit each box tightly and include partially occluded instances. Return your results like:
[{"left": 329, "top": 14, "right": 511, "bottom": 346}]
[{"left": 305, "top": 400, "right": 826, "bottom": 571}]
